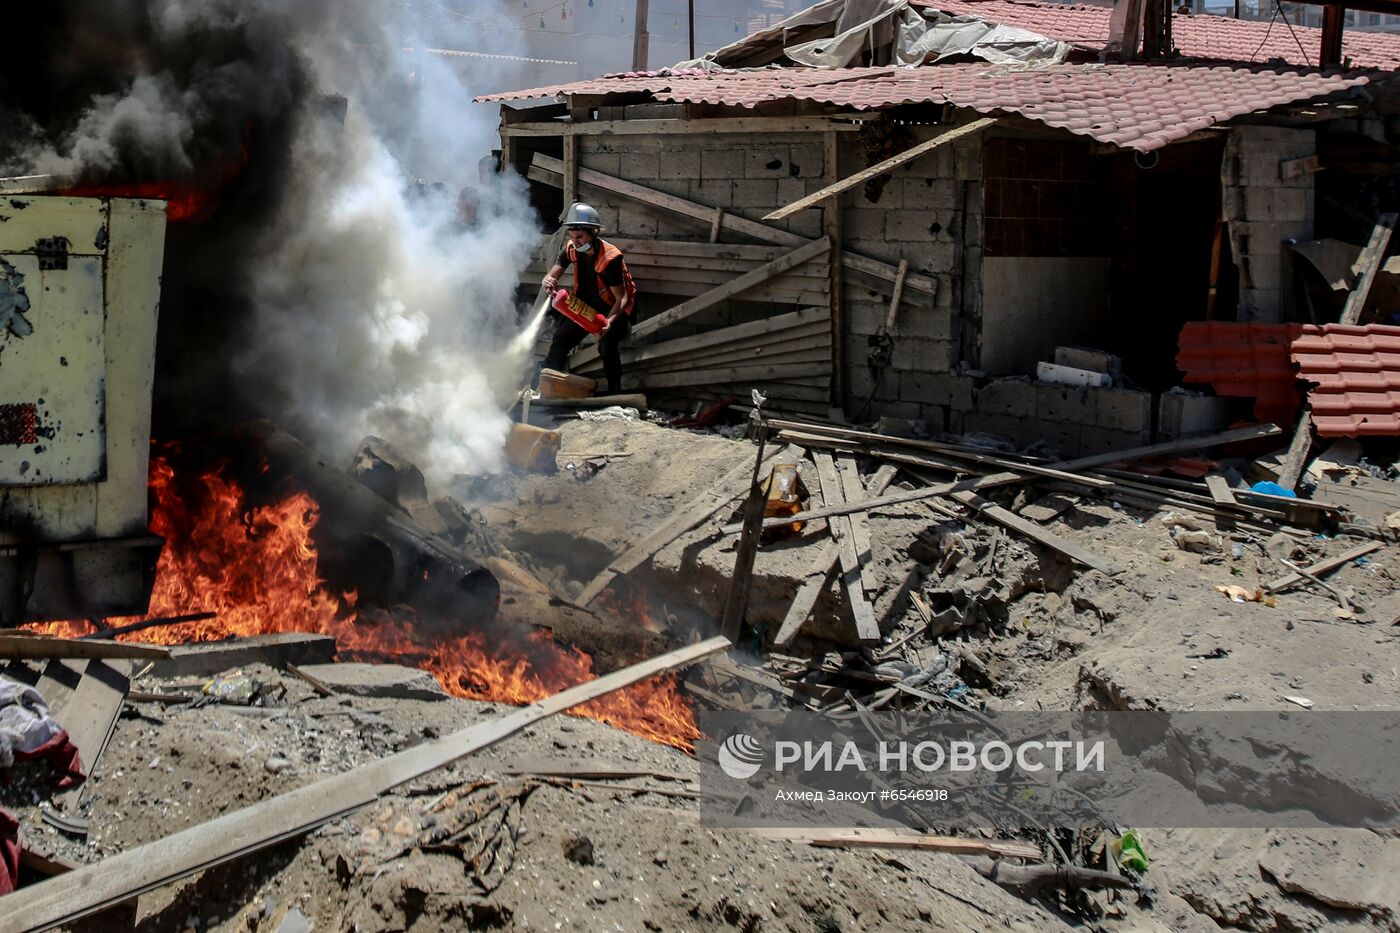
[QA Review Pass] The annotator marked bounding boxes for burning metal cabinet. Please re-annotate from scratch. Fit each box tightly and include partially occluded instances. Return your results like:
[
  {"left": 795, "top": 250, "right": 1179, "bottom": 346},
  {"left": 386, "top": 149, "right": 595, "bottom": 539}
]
[{"left": 0, "top": 194, "right": 166, "bottom": 625}]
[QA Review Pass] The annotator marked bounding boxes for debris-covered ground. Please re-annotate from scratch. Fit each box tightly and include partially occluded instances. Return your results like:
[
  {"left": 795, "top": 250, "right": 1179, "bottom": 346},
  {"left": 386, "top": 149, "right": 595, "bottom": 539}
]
[{"left": 4, "top": 416, "right": 1398, "bottom": 931}]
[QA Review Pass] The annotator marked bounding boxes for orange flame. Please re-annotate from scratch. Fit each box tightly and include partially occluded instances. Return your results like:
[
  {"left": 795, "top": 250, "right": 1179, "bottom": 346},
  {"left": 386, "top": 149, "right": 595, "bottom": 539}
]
[{"left": 31, "top": 451, "right": 699, "bottom": 750}]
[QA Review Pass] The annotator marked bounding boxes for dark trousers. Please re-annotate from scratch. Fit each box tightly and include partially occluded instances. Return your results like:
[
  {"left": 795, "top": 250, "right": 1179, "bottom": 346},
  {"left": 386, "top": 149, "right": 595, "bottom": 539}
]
[{"left": 544, "top": 312, "right": 631, "bottom": 393}]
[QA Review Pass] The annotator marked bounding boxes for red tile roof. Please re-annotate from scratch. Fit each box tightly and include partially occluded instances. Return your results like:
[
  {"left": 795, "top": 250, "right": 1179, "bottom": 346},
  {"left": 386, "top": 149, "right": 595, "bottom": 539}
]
[
  {"left": 1177, "top": 321, "right": 1307, "bottom": 426},
  {"left": 1177, "top": 321, "right": 1400, "bottom": 437},
  {"left": 1291, "top": 324, "right": 1400, "bottom": 437},
  {"left": 916, "top": 0, "right": 1400, "bottom": 71},
  {"left": 479, "top": 63, "right": 1373, "bottom": 151}
]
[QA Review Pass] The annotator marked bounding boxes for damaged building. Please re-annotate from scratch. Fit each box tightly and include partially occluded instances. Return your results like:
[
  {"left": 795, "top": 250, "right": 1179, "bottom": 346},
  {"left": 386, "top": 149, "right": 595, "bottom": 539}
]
[{"left": 483, "top": 0, "right": 1400, "bottom": 455}]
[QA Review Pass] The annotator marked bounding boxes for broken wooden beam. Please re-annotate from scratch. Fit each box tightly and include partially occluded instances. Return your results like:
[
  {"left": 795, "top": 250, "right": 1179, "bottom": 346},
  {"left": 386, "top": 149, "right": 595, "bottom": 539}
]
[
  {"left": 146, "top": 633, "right": 337, "bottom": 678},
  {"left": 812, "top": 452, "right": 880, "bottom": 644},
  {"left": 773, "top": 464, "right": 899, "bottom": 648},
  {"left": 1339, "top": 212, "right": 1397, "bottom": 325},
  {"left": 0, "top": 635, "right": 169, "bottom": 661},
  {"left": 764, "top": 118, "right": 996, "bottom": 221},
  {"left": 1263, "top": 540, "right": 1384, "bottom": 594},
  {"left": 0, "top": 637, "right": 731, "bottom": 933},
  {"left": 949, "top": 491, "right": 1122, "bottom": 575}
]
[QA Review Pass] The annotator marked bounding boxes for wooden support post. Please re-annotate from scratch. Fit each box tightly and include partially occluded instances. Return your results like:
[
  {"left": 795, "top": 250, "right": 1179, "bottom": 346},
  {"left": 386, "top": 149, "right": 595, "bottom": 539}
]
[
  {"left": 812, "top": 452, "right": 880, "bottom": 644},
  {"left": 563, "top": 134, "right": 578, "bottom": 210},
  {"left": 1339, "top": 212, "right": 1396, "bottom": 325},
  {"left": 824, "top": 130, "right": 845, "bottom": 407},
  {"left": 1121, "top": 0, "right": 1146, "bottom": 60},
  {"left": 632, "top": 0, "right": 650, "bottom": 71},
  {"left": 709, "top": 205, "right": 724, "bottom": 243},
  {"left": 884, "top": 258, "right": 909, "bottom": 333},
  {"left": 722, "top": 415, "right": 773, "bottom": 643},
  {"left": 767, "top": 119, "right": 995, "bottom": 222},
  {"left": 1277, "top": 410, "right": 1313, "bottom": 493},
  {"left": 1204, "top": 474, "right": 1238, "bottom": 532},
  {"left": 1320, "top": 4, "right": 1345, "bottom": 68}
]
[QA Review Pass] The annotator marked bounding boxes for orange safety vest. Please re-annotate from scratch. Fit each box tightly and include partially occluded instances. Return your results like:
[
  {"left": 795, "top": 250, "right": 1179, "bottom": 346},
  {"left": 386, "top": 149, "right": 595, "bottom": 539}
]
[{"left": 566, "top": 239, "right": 638, "bottom": 316}]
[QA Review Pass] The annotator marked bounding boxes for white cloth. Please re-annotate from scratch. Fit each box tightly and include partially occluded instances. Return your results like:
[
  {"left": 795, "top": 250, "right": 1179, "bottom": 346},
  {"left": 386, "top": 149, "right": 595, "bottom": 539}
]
[{"left": 0, "top": 677, "right": 65, "bottom": 768}]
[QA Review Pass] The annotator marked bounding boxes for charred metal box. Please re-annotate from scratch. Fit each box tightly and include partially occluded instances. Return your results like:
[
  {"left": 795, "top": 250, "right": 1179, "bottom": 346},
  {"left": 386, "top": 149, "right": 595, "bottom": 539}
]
[{"left": 0, "top": 195, "right": 166, "bottom": 624}]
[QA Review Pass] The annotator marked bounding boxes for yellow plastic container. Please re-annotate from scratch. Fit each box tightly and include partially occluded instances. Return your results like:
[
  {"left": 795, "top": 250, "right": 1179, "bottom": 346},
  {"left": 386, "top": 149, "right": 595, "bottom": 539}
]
[
  {"left": 538, "top": 368, "right": 596, "bottom": 401},
  {"left": 505, "top": 422, "right": 560, "bottom": 474}
]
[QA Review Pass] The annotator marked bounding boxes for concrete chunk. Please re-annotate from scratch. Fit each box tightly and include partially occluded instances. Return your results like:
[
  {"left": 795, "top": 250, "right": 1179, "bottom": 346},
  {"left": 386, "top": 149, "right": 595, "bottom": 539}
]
[{"left": 295, "top": 662, "right": 447, "bottom": 701}]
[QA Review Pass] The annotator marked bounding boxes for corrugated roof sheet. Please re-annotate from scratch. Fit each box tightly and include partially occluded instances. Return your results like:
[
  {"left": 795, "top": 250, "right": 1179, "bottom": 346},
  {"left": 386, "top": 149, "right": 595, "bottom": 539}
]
[
  {"left": 915, "top": 0, "right": 1400, "bottom": 71},
  {"left": 1177, "top": 321, "right": 1307, "bottom": 426},
  {"left": 478, "top": 63, "right": 1372, "bottom": 152},
  {"left": 1292, "top": 324, "right": 1400, "bottom": 437}
]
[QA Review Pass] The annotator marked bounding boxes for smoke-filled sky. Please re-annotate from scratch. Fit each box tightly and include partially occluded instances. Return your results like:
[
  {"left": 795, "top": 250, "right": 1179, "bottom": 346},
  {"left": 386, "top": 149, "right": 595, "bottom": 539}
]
[{"left": 0, "top": 0, "right": 545, "bottom": 486}]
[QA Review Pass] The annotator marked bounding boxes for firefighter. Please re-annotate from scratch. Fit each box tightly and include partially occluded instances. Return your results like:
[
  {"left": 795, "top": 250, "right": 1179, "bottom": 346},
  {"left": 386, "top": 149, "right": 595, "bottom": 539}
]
[{"left": 541, "top": 202, "right": 637, "bottom": 394}]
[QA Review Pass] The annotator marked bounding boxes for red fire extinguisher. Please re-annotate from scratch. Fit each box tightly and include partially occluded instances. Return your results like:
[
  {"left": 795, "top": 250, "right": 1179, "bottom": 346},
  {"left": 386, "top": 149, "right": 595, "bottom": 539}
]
[{"left": 551, "top": 287, "right": 607, "bottom": 335}]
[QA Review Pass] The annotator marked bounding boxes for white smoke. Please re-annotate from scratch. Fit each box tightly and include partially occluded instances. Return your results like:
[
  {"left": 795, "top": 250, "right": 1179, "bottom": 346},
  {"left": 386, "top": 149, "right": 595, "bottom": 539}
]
[
  {"left": 237, "top": 3, "right": 545, "bottom": 486},
  {"left": 12, "top": 0, "right": 547, "bottom": 487}
]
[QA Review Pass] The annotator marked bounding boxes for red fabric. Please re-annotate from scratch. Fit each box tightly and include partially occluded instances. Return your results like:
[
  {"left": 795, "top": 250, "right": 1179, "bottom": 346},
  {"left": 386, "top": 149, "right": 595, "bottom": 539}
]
[
  {"left": 0, "top": 808, "right": 18, "bottom": 895},
  {"left": 14, "top": 729, "right": 85, "bottom": 791}
]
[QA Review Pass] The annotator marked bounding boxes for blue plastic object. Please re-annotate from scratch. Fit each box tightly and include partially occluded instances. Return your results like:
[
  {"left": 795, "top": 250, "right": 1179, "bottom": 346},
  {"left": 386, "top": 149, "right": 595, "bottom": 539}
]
[{"left": 1251, "top": 481, "right": 1296, "bottom": 498}]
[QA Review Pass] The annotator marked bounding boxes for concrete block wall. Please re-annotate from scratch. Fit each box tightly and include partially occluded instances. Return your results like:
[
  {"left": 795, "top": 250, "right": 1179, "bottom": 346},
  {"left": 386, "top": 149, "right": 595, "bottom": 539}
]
[
  {"left": 963, "top": 379, "right": 1152, "bottom": 456},
  {"left": 839, "top": 120, "right": 985, "bottom": 430},
  {"left": 1222, "top": 125, "right": 1317, "bottom": 322}
]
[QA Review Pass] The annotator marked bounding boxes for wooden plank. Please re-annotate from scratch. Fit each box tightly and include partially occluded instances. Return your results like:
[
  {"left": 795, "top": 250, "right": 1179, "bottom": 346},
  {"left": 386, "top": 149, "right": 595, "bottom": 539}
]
[
  {"left": 813, "top": 452, "right": 880, "bottom": 644},
  {"left": 765, "top": 119, "right": 996, "bottom": 221},
  {"left": 949, "top": 491, "right": 1122, "bottom": 575},
  {"left": 575, "top": 307, "right": 828, "bottom": 371},
  {"left": 1339, "top": 212, "right": 1397, "bottom": 325},
  {"left": 0, "top": 637, "right": 731, "bottom": 933},
  {"left": 631, "top": 237, "right": 831, "bottom": 340},
  {"left": 1262, "top": 540, "right": 1384, "bottom": 594},
  {"left": 775, "top": 429, "right": 1114, "bottom": 490},
  {"left": 824, "top": 129, "right": 844, "bottom": 406},
  {"left": 637, "top": 363, "right": 828, "bottom": 390},
  {"left": 747, "top": 827, "right": 1042, "bottom": 861},
  {"left": 1204, "top": 473, "right": 1238, "bottom": 532},
  {"left": 837, "top": 456, "right": 878, "bottom": 595},
  {"left": 619, "top": 345, "right": 831, "bottom": 376},
  {"left": 721, "top": 428, "right": 775, "bottom": 643},
  {"left": 884, "top": 258, "right": 909, "bottom": 332},
  {"left": 49, "top": 660, "right": 131, "bottom": 776},
  {"left": 0, "top": 635, "right": 170, "bottom": 661},
  {"left": 1280, "top": 154, "right": 1322, "bottom": 180},
  {"left": 573, "top": 445, "right": 786, "bottom": 607},
  {"left": 1046, "top": 423, "right": 1283, "bottom": 472},
  {"left": 1277, "top": 411, "right": 1313, "bottom": 493},
  {"left": 528, "top": 155, "right": 938, "bottom": 301},
  {"left": 500, "top": 115, "right": 863, "bottom": 137},
  {"left": 563, "top": 134, "right": 578, "bottom": 209}
]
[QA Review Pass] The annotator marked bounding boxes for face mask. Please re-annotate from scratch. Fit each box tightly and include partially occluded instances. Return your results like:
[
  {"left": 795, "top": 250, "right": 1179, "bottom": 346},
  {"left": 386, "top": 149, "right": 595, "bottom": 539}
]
[{"left": 573, "top": 240, "right": 593, "bottom": 254}]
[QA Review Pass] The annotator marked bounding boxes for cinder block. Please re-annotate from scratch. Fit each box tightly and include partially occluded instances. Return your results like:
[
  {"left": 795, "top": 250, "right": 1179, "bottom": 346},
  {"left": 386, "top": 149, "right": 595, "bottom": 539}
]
[
  {"left": 902, "top": 371, "right": 973, "bottom": 411},
  {"left": 776, "top": 178, "right": 806, "bottom": 207},
  {"left": 785, "top": 212, "right": 824, "bottom": 240},
  {"left": 645, "top": 175, "right": 692, "bottom": 200},
  {"left": 1093, "top": 387, "right": 1151, "bottom": 433},
  {"left": 902, "top": 177, "right": 958, "bottom": 210},
  {"left": 978, "top": 378, "right": 1038, "bottom": 418},
  {"left": 689, "top": 178, "right": 733, "bottom": 209},
  {"left": 919, "top": 404, "right": 949, "bottom": 434},
  {"left": 1054, "top": 346, "right": 1121, "bottom": 375},
  {"left": 872, "top": 399, "right": 922, "bottom": 420},
  {"left": 618, "top": 151, "right": 659, "bottom": 179},
  {"left": 745, "top": 146, "right": 791, "bottom": 178},
  {"left": 699, "top": 148, "right": 745, "bottom": 180},
  {"left": 732, "top": 179, "right": 779, "bottom": 209},
  {"left": 1035, "top": 384, "right": 1094, "bottom": 424},
  {"left": 1158, "top": 391, "right": 1233, "bottom": 440},
  {"left": 963, "top": 411, "right": 1024, "bottom": 442},
  {"left": 953, "top": 142, "right": 983, "bottom": 181},
  {"left": 843, "top": 208, "right": 886, "bottom": 242},
  {"left": 618, "top": 204, "right": 658, "bottom": 238},
  {"left": 659, "top": 149, "right": 701, "bottom": 181},
  {"left": 1244, "top": 185, "right": 1310, "bottom": 222},
  {"left": 788, "top": 144, "right": 823, "bottom": 178},
  {"left": 1246, "top": 252, "right": 1283, "bottom": 291},
  {"left": 1034, "top": 421, "right": 1083, "bottom": 458},
  {"left": 885, "top": 209, "right": 943, "bottom": 242},
  {"left": 891, "top": 337, "right": 951, "bottom": 372},
  {"left": 848, "top": 301, "right": 887, "bottom": 337},
  {"left": 581, "top": 151, "right": 621, "bottom": 176},
  {"left": 894, "top": 308, "right": 953, "bottom": 342}
]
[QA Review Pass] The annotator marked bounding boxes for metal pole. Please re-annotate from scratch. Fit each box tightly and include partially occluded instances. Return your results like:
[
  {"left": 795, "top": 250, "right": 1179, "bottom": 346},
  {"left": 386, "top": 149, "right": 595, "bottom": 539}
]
[{"left": 688, "top": 0, "right": 695, "bottom": 59}]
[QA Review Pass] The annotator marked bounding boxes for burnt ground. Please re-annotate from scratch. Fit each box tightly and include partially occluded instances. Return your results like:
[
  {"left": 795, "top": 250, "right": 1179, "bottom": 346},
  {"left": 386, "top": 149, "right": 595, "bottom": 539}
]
[{"left": 4, "top": 417, "right": 1398, "bottom": 931}]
